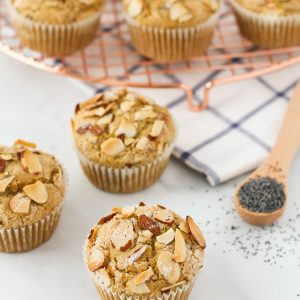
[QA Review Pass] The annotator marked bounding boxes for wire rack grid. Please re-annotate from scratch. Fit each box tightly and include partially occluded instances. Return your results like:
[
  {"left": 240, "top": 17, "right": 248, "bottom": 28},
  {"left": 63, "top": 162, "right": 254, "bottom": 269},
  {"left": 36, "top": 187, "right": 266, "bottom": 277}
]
[{"left": 1, "top": 0, "right": 300, "bottom": 111}]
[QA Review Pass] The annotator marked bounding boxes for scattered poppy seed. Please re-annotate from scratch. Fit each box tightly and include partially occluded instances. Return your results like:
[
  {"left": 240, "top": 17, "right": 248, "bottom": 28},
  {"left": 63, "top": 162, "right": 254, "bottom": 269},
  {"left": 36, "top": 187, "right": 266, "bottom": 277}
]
[{"left": 238, "top": 177, "right": 286, "bottom": 213}]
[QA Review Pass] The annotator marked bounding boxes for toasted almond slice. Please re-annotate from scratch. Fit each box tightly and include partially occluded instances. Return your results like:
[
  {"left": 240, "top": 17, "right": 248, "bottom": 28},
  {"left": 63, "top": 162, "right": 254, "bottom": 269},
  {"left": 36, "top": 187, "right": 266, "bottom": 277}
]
[
  {"left": 120, "top": 101, "right": 135, "bottom": 112},
  {"left": 135, "top": 267, "right": 154, "bottom": 285},
  {"left": 161, "top": 280, "right": 186, "bottom": 292},
  {"left": 14, "top": 139, "right": 36, "bottom": 149},
  {"left": 157, "top": 251, "right": 181, "bottom": 284},
  {"left": 121, "top": 205, "right": 135, "bottom": 217},
  {"left": 101, "top": 138, "right": 125, "bottom": 156},
  {"left": 179, "top": 13, "right": 192, "bottom": 23},
  {"left": 186, "top": 216, "right": 206, "bottom": 249},
  {"left": 9, "top": 193, "right": 31, "bottom": 214},
  {"left": 154, "top": 209, "right": 174, "bottom": 225},
  {"left": 178, "top": 221, "right": 190, "bottom": 233},
  {"left": 124, "top": 92, "right": 138, "bottom": 102},
  {"left": 21, "top": 150, "right": 42, "bottom": 174},
  {"left": 126, "top": 278, "right": 150, "bottom": 294},
  {"left": 104, "top": 91, "right": 118, "bottom": 102},
  {"left": 127, "top": 0, "right": 143, "bottom": 17},
  {"left": 170, "top": 2, "right": 189, "bottom": 21},
  {"left": 135, "top": 110, "right": 157, "bottom": 121},
  {"left": 96, "top": 269, "right": 111, "bottom": 287},
  {"left": 173, "top": 229, "right": 187, "bottom": 263},
  {"left": 81, "top": 107, "right": 106, "bottom": 118},
  {"left": 0, "top": 176, "right": 15, "bottom": 193},
  {"left": 111, "top": 220, "right": 136, "bottom": 251},
  {"left": 115, "top": 119, "right": 137, "bottom": 138},
  {"left": 98, "top": 212, "right": 117, "bottom": 225},
  {"left": 0, "top": 153, "right": 13, "bottom": 161},
  {"left": 151, "top": 120, "right": 165, "bottom": 137},
  {"left": 88, "top": 248, "right": 105, "bottom": 272},
  {"left": 127, "top": 245, "right": 147, "bottom": 265},
  {"left": 141, "top": 105, "right": 153, "bottom": 111},
  {"left": 136, "top": 137, "right": 149, "bottom": 150},
  {"left": 156, "top": 228, "right": 175, "bottom": 245},
  {"left": 124, "top": 137, "right": 135, "bottom": 146},
  {"left": 23, "top": 181, "right": 48, "bottom": 204},
  {"left": 139, "top": 215, "right": 160, "bottom": 236},
  {"left": 97, "top": 113, "right": 113, "bottom": 126}
]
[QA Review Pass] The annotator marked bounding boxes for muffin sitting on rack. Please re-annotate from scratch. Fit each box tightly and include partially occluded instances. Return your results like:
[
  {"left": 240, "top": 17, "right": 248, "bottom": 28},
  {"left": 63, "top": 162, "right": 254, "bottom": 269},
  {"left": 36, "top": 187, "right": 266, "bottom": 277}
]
[
  {"left": 122, "top": 0, "right": 221, "bottom": 62},
  {"left": 230, "top": 0, "right": 300, "bottom": 48},
  {"left": 6, "top": 0, "right": 103, "bottom": 56},
  {"left": 71, "top": 88, "right": 176, "bottom": 193}
]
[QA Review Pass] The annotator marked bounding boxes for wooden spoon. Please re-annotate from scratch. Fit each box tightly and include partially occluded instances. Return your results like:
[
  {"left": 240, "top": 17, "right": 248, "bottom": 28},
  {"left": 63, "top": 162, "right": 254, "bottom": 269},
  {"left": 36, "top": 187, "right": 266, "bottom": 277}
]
[{"left": 235, "top": 81, "right": 300, "bottom": 226}]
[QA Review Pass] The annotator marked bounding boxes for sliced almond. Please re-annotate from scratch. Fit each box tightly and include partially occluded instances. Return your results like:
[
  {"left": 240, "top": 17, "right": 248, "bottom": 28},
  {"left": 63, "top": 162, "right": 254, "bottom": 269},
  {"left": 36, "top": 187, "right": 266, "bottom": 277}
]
[
  {"left": 23, "top": 181, "right": 48, "bottom": 204},
  {"left": 81, "top": 107, "right": 106, "bottom": 118},
  {"left": 0, "top": 176, "right": 15, "bottom": 193},
  {"left": 0, "top": 153, "right": 13, "bottom": 161},
  {"left": 98, "top": 212, "right": 117, "bottom": 225},
  {"left": 88, "top": 248, "right": 105, "bottom": 272},
  {"left": 101, "top": 138, "right": 125, "bottom": 156},
  {"left": 104, "top": 91, "right": 118, "bottom": 102},
  {"left": 154, "top": 209, "right": 174, "bottom": 225},
  {"left": 170, "top": 2, "right": 190, "bottom": 21},
  {"left": 139, "top": 215, "right": 160, "bottom": 236},
  {"left": 135, "top": 110, "right": 157, "bottom": 121},
  {"left": 161, "top": 280, "right": 186, "bottom": 292},
  {"left": 115, "top": 119, "right": 137, "bottom": 138},
  {"left": 157, "top": 251, "right": 181, "bottom": 284},
  {"left": 178, "top": 221, "right": 190, "bottom": 234},
  {"left": 124, "top": 92, "right": 138, "bottom": 102},
  {"left": 151, "top": 120, "right": 165, "bottom": 137},
  {"left": 124, "top": 137, "right": 135, "bottom": 146},
  {"left": 121, "top": 205, "right": 135, "bottom": 217},
  {"left": 126, "top": 278, "right": 150, "bottom": 295},
  {"left": 120, "top": 101, "right": 135, "bottom": 112},
  {"left": 9, "top": 193, "right": 31, "bottom": 214},
  {"left": 173, "top": 229, "right": 187, "bottom": 263},
  {"left": 97, "top": 113, "right": 113, "bottom": 126},
  {"left": 186, "top": 216, "right": 206, "bottom": 249},
  {"left": 136, "top": 137, "right": 149, "bottom": 150},
  {"left": 135, "top": 267, "right": 154, "bottom": 285},
  {"left": 96, "top": 269, "right": 111, "bottom": 287},
  {"left": 21, "top": 150, "right": 42, "bottom": 174},
  {"left": 14, "top": 139, "right": 36, "bottom": 149},
  {"left": 127, "top": 244, "right": 147, "bottom": 265},
  {"left": 127, "top": 0, "right": 143, "bottom": 17},
  {"left": 111, "top": 220, "right": 136, "bottom": 251},
  {"left": 141, "top": 105, "right": 153, "bottom": 111},
  {"left": 156, "top": 228, "right": 175, "bottom": 245}
]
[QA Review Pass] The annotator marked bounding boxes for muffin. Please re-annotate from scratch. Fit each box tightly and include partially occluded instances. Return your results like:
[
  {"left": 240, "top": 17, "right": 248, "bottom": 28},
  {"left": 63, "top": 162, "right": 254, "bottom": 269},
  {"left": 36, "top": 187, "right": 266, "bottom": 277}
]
[
  {"left": 6, "top": 0, "right": 103, "bottom": 56},
  {"left": 122, "top": 0, "right": 221, "bottom": 62},
  {"left": 83, "top": 203, "right": 206, "bottom": 300},
  {"left": 71, "top": 89, "right": 176, "bottom": 193},
  {"left": 230, "top": 0, "right": 300, "bottom": 48},
  {"left": 0, "top": 140, "right": 66, "bottom": 253}
]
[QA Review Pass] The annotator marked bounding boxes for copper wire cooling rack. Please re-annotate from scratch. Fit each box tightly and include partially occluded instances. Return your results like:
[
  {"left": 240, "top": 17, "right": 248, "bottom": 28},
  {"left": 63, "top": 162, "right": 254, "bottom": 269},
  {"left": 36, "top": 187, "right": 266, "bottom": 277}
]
[{"left": 1, "top": 0, "right": 300, "bottom": 111}]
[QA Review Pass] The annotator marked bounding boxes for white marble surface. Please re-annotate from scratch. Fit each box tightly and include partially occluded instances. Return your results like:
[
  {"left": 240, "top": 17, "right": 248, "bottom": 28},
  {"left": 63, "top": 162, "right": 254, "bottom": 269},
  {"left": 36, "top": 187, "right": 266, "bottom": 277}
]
[{"left": 0, "top": 53, "right": 300, "bottom": 300}]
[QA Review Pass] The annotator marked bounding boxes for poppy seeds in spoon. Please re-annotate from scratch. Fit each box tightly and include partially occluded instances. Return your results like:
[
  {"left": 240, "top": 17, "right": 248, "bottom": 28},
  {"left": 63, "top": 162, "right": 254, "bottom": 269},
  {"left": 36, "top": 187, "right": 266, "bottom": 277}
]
[{"left": 238, "top": 177, "right": 286, "bottom": 213}]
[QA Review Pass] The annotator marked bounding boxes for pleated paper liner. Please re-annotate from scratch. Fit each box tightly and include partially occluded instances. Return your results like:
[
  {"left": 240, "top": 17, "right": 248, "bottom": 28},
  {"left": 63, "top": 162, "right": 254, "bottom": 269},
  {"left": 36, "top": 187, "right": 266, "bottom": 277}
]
[
  {"left": 124, "top": 9, "right": 220, "bottom": 62},
  {"left": 230, "top": 0, "right": 300, "bottom": 48},
  {"left": 83, "top": 240, "right": 194, "bottom": 300},
  {"left": 6, "top": 0, "right": 101, "bottom": 56},
  {"left": 75, "top": 144, "right": 173, "bottom": 193}
]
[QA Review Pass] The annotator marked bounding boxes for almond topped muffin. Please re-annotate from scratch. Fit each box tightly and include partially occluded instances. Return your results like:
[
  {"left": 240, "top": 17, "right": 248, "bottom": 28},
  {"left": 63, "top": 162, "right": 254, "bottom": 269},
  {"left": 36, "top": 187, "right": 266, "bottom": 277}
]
[
  {"left": 71, "top": 89, "right": 176, "bottom": 193},
  {"left": 123, "top": 0, "right": 221, "bottom": 62},
  {"left": 84, "top": 203, "right": 206, "bottom": 299},
  {"left": 0, "top": 140, "right": 65, "bottom": 253},
  {"left": 230, "top": 0, "right": 300, "bottom": 47},
  {"left": 7, "top": 0, "right": 103, "bottom": 56}
]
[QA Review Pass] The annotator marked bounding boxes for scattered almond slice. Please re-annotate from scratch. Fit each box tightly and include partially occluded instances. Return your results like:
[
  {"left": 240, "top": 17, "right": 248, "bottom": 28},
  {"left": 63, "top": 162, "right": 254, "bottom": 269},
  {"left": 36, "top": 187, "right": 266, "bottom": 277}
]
[
  {"left": 139, "top": 215, "right": 160, "bottom": 235},
  {"left": 126, "top": 278, "right": 150, "bottom": 295},
  {"left": 157, "top": 251, "right": 181, "bottom": 284},
  {"left": 186, "top": 216, "right": 206, "bottom": 249},
  {"left": 127, "top": 244, "right": 147, "bottom": 265},
  {"left": 124, "top": 137, "right": 135, "bottom": 146},
  {"left": 115, "top": 119, "right": 137, "bottom": 138},
  {"left": 127, "top": 0, "right": 144, "bottom": 18},
  {"left": 150, "top": 120, "right": 165, "bottom": 137},
  {"left": 173, "top": 229, "right": 187, "bottom": 263},
  {"left": 81, "top": 107, "right": 106, "bottom": 118},
  {"left": 0, "top": 153, "right": 13, "bottom": 161},
  {"left": 178, "top": 221, "right": 190, "bottom": 234},
  {"left": 135, "top": 267, "right": 154, "bottom": 285},
  {"left": 97, "top": 113, "right": 113, "bottom": 126},
  {"left": 104, "top": 91, "right": 118, "bottom": 102},
  {"left": 88, "top": 248, "right": 105, "bottom": 272},
  {"left": 21, "top": 150, "right": 42, "bottom": 175},
  {"left": 154, "top": 209, "right": 174, "bottom": 225},
  {"left": 134, "top": 110, "right": 157, "bottom": 121},
  {"left": 124, "top": 92, "right": 138, "bottom": 102},
  {"left": 170, "top": 2, "right": 190, "bottom": 21},
  {"left": 136, "top": 137, "right": 149, "bottom": 150},
  {"left": 14, "top": 139, "right": 36, "bottom": 149},
  {"left": 179, "top": 13, "right": 192, "bottom": 23},
  {"left": 0, "top": 176, "right": 15, "bottom": 193},
  {"left": 156, "top": 228, "right": 175, "bottom": 245},
  {"left": 96, "top": 269, "right": 111, "bottom": 287},
  {"left": 111, "top": 220, "right": 136, "bottom": 251},
  {"left": 120, "top": 101, "right": 135, "bottom": 112},
  {"left": 101, "top": 138, "right": 125, "bottom": 156},
  {"left": 122, "top": 205, "right": 135, "bottom": 217},
  {"left": 9, "top": 193, "right": 31, "bottom": 214},
  {"left": 141, "top": 105, "right": 153, "bottom": 111},
  {"left": 98, "top": 212, "right": 117, "bottom": 225},
  {"left": 161, "top": 280, "right": 186, "bottom": 292},
  {"left": 23, "top": 181, "right": 48, "bottom": 204}
]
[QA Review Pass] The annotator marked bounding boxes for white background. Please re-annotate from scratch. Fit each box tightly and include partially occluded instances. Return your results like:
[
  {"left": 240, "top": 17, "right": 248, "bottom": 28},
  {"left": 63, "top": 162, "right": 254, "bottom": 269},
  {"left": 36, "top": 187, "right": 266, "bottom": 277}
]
[{"left": 0, "top": 53, "right": 300, "bottom": 299}]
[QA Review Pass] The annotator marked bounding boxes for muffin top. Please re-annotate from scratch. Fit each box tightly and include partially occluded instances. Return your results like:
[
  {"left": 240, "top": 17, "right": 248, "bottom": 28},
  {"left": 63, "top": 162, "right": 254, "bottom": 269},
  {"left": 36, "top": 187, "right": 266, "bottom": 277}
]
[
  {"left": 123, "top": 0, "right": 220, "bottom": 28},
  {"left": 0, "top": 140, "right": 65, "bottom": 229},
  {"left": 85, "top": 203, "right": 205, "bottom": 297},
  {"left": 72, "top": 89, "right": 176, "bottom": 169},
  {"left": 235, "top": 0, "right": 300, "bottom": 16},
  {"left": 11, "top": 0, "right": 103, "bottom": 24}
]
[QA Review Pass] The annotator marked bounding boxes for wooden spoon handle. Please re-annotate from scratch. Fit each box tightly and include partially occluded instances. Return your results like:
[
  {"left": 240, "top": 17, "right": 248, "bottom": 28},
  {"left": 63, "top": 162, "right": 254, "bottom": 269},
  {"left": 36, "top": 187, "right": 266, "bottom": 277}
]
[{"left": 270, "top": 81, "right": 300, "bottom": 169}]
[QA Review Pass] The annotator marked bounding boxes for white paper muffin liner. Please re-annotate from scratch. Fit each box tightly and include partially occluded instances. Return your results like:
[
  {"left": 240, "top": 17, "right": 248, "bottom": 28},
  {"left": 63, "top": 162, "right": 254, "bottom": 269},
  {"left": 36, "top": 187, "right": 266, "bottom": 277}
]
[
  {"left": 75, "top": 144, "right": 174, "bottom": 193},
  {"left": 230, "top": 0, "right": 300, "bottom": 48},
  {"left": 124, "top": 7, "right": 221, "bottom": 62},
  {"left": 6, "top": 0, "right": 101, "bottom": 56},
  {"left": 83, "top": 239, "right": 194, "bottom": 300},
  {"left": 0, "top": 160, "right": 68, "bottom": 253}
]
